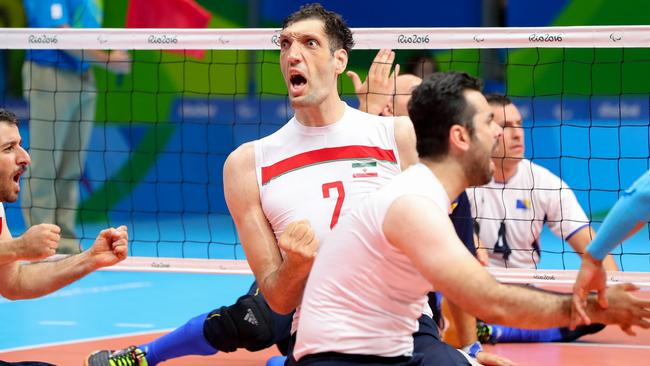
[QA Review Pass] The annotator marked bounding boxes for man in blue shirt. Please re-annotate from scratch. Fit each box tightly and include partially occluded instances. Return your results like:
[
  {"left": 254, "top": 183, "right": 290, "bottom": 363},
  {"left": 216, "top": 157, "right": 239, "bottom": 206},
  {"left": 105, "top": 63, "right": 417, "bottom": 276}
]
[{"left": 21, "top": 0, "right": 130, "bottom": 253}]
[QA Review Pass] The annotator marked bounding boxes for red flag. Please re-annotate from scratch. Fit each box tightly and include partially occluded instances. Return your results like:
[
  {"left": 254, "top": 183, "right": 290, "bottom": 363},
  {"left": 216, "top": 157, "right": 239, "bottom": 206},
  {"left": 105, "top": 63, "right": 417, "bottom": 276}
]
[{"left": 126, "top": 0, "right": 211, "bottom": 59}]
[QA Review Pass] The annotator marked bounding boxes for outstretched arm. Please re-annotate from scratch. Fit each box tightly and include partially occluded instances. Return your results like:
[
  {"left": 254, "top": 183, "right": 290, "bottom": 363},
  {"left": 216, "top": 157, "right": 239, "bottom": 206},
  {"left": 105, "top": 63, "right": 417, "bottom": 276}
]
[
  {"left": 572, "top": 170, "right": 650, "bottom": 326},
  {"left": 588, "top": 170, "right": 650, "bottom": 260},
  {"left": 567, "top": 226, "right": 618, "bottom": 271},
  {"left": 384, "top": 195, "right": 650, "bottom": 332},
  {"left": 0, "top": 226, "right": 127, "bottom": 300}
]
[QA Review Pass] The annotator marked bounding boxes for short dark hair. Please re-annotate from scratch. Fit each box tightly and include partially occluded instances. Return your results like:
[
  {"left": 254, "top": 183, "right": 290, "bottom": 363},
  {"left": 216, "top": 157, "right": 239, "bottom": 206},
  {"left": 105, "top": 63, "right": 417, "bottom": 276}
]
[
  {"left": 282, "top": 3, "right": 354, "bottom": 54},
  {"left": 408, "top": 71, "right": 483, "bottom": 159},
  {"left": 485, "top": 93, "right": 512, "bottom": 106},
  {"left": 0, "top": 108, "right": 18, "bottom": 125}
]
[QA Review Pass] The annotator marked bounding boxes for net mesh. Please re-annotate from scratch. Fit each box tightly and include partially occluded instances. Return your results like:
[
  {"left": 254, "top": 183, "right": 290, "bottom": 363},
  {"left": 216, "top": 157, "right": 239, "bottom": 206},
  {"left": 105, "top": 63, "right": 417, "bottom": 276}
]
[{"left": 4, "top": 26, "right": 650, "bottom": 285}]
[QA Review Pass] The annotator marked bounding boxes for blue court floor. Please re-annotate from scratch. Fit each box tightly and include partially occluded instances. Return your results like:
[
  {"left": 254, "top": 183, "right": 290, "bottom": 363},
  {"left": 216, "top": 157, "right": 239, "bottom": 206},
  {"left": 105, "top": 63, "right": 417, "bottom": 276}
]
[
  {"left": 0, "top": 223, "right": 647, "bottom": 351},
  {"left": 0, "top": 271, "right": 254, "bottom": 351}
]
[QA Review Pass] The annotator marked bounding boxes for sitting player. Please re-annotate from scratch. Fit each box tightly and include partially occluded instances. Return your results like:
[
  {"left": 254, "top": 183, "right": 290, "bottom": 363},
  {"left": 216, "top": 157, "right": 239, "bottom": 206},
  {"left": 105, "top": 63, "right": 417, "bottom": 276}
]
[
  {"left": 467, "top": 94, "right": 619, "bottom": 344},
  {"left": 290, "top": 71, "right": 650, "bottom": 365}
]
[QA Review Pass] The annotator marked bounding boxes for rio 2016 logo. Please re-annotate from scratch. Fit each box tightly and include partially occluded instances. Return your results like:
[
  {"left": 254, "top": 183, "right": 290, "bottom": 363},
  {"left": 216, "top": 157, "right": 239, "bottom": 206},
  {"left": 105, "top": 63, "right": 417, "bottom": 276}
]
[
  {"left": 528, "top": 33, "right": 563, "bottom": 42},
  {"left": 397, "top": 34, "right": 430, "bottom": 44},
  {"left": 147, "top": 35, "right": 178, "bottom": 44},
  {"left": 28, "top": 34, "right": 58, "bottom": 44}
]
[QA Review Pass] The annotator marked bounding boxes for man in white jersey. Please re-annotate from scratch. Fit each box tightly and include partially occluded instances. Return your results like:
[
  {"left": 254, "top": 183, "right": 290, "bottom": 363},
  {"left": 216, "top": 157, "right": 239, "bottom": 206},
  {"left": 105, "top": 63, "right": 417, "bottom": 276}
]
[
  {"left": 355, "top": 66, "right": 594, "bottom": 350},
  {"left": 223, "top": 4, "right": 475, "bottom": 365},
  {"left": 0, "top": 108, "right": 128, "bottom": 366},
  {"left": 347, "top": 63, "right": 512, "bottom": 366},
  {"left": 467, "top": 93, "right": 618, "bottom": 270},
  {"left": 465, "top": 93, "right": 620, "bottom": 344},
  {"left": 87, "top": 6, "right": 467, "bottom": 366},
  {"left": 293, "top": 71, "right": 650, "bottom": 366}
]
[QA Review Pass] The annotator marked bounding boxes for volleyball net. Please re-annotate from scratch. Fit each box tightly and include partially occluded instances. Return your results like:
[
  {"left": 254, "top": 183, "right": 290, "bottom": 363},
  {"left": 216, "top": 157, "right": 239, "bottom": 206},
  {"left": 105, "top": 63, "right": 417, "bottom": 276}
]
[{"left": 4, "top": 26, "right": 650, "bottom": 287}]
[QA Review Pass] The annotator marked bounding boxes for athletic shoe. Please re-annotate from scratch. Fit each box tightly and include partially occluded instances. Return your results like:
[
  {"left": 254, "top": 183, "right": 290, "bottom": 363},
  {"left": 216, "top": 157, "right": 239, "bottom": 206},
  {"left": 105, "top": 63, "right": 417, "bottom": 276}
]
[
  {"left": 85, "top": 346, "right": 148, "bottom": 366},
  {"left": 476, "top": 321, "right": 496, "bottom": 344},
  {"left": 559, "top": 323, "right": 606, "bottom": 342}
]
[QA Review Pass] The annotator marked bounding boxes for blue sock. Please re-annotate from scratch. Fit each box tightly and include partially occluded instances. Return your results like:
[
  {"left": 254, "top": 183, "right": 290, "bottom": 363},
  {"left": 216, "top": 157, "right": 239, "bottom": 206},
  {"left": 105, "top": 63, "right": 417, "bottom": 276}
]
[
  {"left": 266, "top": 356, "right": 288, "bottom": 366},
  {"left": 140, "top": 313, "right": 218, "bottom": 365},
  {"left": 489, "top": 325, "right": 562, "bottom": 343}
]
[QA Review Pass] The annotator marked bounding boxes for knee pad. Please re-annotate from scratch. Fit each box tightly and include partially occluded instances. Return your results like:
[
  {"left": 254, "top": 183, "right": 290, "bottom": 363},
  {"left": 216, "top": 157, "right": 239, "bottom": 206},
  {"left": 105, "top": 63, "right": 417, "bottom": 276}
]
[{"left": 203, "top": 293, "right": 275, "bottom": 352}]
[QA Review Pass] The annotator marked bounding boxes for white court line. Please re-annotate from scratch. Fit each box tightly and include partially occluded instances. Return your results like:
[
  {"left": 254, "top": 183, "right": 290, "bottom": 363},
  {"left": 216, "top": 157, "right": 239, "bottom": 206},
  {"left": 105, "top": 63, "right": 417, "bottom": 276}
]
[
  {"left": 0, "top": 328, "right": 173, "bottom": 353},
  {"left": 114, "top": 323, "right": 155, "bottom": 329},
  {"left": 548, "top": 342, "right": 650, "bottom": 350},
  {"left": 0, "top": 282, "right": 151, "bottom": 304},
  {"left": 38, "top": 320, "right": 78, "bottom": 326}
]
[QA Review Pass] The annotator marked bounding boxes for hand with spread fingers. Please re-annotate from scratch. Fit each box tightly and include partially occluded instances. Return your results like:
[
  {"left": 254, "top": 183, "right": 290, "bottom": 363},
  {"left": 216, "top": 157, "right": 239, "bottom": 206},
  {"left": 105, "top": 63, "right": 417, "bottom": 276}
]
[
  {"left": 347, "top": 49, "right": 400, "bottom": 115},
  {"left": 588, "top": 283, "right": 650, "bottom": 335}
]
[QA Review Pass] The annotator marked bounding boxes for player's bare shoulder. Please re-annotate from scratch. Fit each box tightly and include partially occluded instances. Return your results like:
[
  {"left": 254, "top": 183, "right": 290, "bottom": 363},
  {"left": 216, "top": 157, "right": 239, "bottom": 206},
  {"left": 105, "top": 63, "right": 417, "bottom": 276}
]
[
  {"left": 223, "top": 141, "right": 259, "bottom": 206},
  {"left": 393, "top": 116, "right": 414, "bottom": 134},
  {"left": 393, "top": 116, "right": 418, "bottom": 169},
  {"left": 223, "top": 141, "right": 255, "bottom": 176}
]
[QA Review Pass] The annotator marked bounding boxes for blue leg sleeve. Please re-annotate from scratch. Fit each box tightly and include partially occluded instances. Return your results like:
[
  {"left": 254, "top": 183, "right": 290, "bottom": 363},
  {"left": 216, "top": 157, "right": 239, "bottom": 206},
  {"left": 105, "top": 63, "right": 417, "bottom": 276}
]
[
  {"left": 140, "top": 313, "right": 217, "bottom": 366},
  {"left": 489, "top": 325, "right": 562, "bottom": 343},
  {"left": 266, "top": 356, "right": 288, "bottom": 366}
]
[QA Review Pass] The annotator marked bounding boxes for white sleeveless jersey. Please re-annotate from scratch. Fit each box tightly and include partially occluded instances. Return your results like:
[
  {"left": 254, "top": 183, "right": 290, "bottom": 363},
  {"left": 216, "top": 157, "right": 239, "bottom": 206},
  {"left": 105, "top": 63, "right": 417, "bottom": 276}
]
[
  {"left": 466, "top": 159, "right": 589, "bottom": 269},
  {"left": 294, "top": 163, "right": 449, "bottom": 360},
  {"left": 255, "top": 104, "right": 402, "bottom": 332}
]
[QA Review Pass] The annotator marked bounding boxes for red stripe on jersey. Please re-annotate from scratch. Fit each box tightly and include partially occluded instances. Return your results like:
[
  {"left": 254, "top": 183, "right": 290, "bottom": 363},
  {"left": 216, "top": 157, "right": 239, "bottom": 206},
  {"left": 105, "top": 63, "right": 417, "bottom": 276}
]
[
  {"left": 261, "top": 145, "right": 397, "bottom": 185},
  {"left": 353, "top": 172, "right": 378, "bottom": 178}
]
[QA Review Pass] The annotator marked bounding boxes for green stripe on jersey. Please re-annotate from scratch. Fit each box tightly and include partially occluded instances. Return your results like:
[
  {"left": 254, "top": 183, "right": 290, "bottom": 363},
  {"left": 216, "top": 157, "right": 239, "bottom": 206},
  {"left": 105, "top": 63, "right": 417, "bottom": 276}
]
[{"left": 352, "top": 162, "right": 377, "bottom": 168}]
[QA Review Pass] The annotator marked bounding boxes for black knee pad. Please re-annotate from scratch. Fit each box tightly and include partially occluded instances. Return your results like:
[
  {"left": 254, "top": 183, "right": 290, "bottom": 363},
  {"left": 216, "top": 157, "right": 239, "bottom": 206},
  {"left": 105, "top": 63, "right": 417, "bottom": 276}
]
[{"left": 203, "top": 293, "right": 275, "bottom": 352}]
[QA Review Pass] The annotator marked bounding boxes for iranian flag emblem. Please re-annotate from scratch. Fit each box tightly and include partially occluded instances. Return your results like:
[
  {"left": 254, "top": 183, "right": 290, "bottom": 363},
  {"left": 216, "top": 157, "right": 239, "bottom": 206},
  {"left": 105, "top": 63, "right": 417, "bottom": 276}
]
[{"left": 352, "top": 161, "right": 378, "bottom": 178}]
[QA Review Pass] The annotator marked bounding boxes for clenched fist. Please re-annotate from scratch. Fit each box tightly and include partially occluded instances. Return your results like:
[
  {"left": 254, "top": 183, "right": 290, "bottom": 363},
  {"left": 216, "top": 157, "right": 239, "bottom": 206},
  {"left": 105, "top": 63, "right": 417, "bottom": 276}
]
[
  {"left": 88, "top": 225, "right": 129, "bottom": 268},
  {"left": 278, "top": 220, "right": 319, "bottom": 266},
  {"left": 17, "top": 223, "right": 61, "bottom": 261}
]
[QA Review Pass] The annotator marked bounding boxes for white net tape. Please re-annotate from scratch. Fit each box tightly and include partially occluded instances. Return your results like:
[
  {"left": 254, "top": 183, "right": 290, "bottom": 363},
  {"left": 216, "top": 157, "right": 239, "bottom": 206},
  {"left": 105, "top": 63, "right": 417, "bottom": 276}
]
[{"left": 3, "top": 25, "right": 650, "bottom": 50}]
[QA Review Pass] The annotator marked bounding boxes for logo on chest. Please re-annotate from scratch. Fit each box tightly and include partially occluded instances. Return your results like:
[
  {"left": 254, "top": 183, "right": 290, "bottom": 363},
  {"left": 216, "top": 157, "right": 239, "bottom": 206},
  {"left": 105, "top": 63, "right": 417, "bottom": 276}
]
[
  {"left": 352, "top": 161, "right": 378, "bottom": 178},
  {"left": 515, "top": 198, "right": 531, "bottom": 210}
]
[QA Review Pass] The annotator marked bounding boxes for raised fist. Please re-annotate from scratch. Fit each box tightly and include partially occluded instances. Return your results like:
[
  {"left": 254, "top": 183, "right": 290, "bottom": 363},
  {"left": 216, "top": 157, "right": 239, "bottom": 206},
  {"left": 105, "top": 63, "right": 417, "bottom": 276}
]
[
  {"left": 18, "top": 223, "right": 61, "bottom": 260},
  {"left": 278, "top": 220, "right": 319, "bottom": 265}
]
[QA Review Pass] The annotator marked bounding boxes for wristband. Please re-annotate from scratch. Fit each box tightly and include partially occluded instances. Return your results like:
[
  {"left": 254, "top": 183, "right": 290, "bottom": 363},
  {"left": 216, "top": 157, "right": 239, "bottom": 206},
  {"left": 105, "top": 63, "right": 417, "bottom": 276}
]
[{"left": 460, "top": 340, "right": 483, "bottom": 358}]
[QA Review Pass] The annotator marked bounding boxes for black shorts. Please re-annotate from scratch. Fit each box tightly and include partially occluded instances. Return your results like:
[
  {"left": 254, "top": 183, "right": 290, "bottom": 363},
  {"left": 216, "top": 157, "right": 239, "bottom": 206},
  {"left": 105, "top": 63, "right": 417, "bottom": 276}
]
[
  {"left": 0, "top": 361, "right": 56, "bottom": 366},
  {"left": 286, "top": 316, "right": 470, "bottom": 366},
  {"left": 292, "top": 352, "right": 425, "bottom": 366}
]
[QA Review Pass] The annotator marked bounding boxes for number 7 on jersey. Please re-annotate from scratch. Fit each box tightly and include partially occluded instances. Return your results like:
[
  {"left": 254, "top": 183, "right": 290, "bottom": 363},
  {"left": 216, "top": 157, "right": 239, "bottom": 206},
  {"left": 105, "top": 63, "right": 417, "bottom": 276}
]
[{"left": 322, "top": 181, "right": 345, "bottom": 229}]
